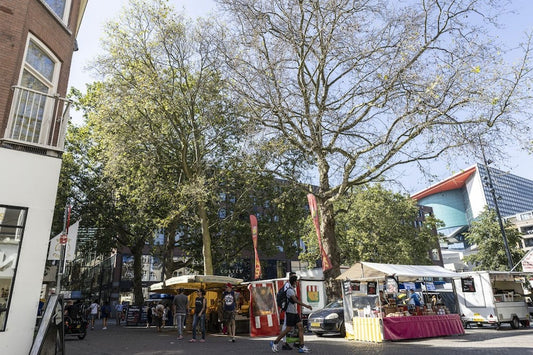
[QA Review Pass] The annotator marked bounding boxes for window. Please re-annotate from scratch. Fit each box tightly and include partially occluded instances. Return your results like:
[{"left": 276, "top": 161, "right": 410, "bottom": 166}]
[
  {"left": 42, "top": 0, "right": 71, "bottom": 22},
  {"left": 461, "top": 278, "right": 476, "bottom": 292},
  {"left": 0, "top": 206, "right": 27, "bottom": 332},
  {"left": 8, "top": 36, "right": 60, "bottom": 145}
]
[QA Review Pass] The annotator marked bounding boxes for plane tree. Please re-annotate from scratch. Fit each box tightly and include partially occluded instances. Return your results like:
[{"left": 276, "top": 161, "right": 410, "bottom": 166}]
[
  {"left": 300, "top": 185, "right": 442, "bottom": 267},
  {"left": 217, "top": 0, "right": 532, "bottom": 296},
  {"left": 76, "top": 0, "right": 310, "bottom": 280}
]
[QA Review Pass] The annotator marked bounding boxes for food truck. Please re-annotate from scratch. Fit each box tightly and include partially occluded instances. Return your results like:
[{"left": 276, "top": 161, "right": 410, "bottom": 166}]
[
  {"left": 453, "top": 271, "right": 531, "bottom": 329},
  {"left": 148, "top": 274, "right": 246, "bottom": 331},
  {"left": 337, "top": 262, "right": 464, "bottom": 342}
]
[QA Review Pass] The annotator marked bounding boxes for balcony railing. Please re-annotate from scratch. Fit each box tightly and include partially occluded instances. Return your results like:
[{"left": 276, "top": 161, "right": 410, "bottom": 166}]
[{"left": 3, "top": 86, "right": 71, "bottom": 153}]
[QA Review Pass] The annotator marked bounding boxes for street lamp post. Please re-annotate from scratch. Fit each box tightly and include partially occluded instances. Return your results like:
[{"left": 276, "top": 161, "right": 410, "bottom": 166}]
[{"left": 480, "top": 145, "right": 513, "bottom": 270}]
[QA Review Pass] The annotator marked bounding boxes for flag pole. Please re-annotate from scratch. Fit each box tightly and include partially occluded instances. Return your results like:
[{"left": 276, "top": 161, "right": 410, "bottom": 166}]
[{"left": 56, "top": 203, "right": 71, "bottom": 292}]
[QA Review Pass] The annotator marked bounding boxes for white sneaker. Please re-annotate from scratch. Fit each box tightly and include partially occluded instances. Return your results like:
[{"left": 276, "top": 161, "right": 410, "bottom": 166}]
[
  {"left": 102, "top": 327, "right": 107, "bottom": 330},
  {"left": 270, "top": 341, "right": 279, "bottom": 352},
  {"left": 298, "top": 345, "right": 311, "bottom": 353}
]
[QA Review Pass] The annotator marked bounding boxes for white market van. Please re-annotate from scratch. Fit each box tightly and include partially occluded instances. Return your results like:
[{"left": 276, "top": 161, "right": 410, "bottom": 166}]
[{"left": 454, "top": 271, "right": 531, "bottom": 329}]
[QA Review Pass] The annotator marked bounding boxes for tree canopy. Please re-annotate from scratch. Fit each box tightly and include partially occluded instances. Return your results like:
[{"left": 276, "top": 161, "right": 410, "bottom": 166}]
[
  {"left": 464, "top": 206, "right": 524, "bottom": 271},
  {"left": 299, "top": 185, "right": 441, "bottom": 267},
  {"left": 60, "top": 1, "right": 310, "bottom": 290},
  {"left": 217, "top": 0, "right": 532, "bottom": 295}
]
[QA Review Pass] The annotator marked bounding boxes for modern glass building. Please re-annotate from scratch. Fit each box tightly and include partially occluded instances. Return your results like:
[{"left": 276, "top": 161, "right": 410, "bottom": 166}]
[{"left": 411, "top": 164, "right": 533, "bottom": 270}]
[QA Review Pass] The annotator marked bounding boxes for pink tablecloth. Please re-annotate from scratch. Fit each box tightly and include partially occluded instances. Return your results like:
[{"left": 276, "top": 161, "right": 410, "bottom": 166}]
[{"left": 383, "top": 314, "right": 464, "bottom": 341}]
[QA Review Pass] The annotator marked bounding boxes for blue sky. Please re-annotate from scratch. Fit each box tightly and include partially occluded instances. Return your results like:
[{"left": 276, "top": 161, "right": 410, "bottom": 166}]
[{"left": 69, "top": 0, "right": 533, "bottom": 194}]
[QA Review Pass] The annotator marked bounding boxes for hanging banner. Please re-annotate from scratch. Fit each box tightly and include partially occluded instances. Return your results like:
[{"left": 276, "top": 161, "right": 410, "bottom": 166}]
[
  {"left": 306, "top": 194, "right": 332, "bottom": 271},
  {"left": 48, "top": 220, "right": 80, "bottom": 261},
  {"left": 250, "top": 215, "right": 261, "bottom": 279},
  {"left": 248, "top": 282, "right": 279, "bottom": 337}
]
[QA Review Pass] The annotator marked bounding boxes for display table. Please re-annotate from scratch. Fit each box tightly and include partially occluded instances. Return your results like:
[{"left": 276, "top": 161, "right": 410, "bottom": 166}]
[{"left": 383, "top": 314, "right": 464, "bottom": 340}]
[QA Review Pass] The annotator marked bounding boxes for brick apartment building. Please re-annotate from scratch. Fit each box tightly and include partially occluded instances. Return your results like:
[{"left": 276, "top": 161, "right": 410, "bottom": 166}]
[{"left": 0, "top": 1, "right": 86, "bottom": 353}]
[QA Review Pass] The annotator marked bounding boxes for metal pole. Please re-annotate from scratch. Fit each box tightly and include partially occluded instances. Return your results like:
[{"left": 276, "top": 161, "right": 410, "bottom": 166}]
[
  {"left": 480, "top": 145, "right": 513, "bottom": 270},
  {"left": 56, "top": 203, "right": 70, "bottom": 293}
]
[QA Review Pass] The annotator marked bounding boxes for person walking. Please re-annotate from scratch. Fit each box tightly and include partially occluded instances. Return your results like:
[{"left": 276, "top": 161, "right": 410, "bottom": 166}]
[
  {"left": 115, "top": 302, "right": 123, "bottom": 326},
  {"left": 189, "top": 289, "right": 207, "bottom": 343},
  {"left": 146, "top": 303, "right": 153, "bottom": 328},
  {"left": 88, "top": 299, "right": 99, "bottom": 330},
  {"left": 101, "top": 301, "right": 111, "bottom": 330},
  {"left": 279, "top": 272, "right": 296, "bottom": 350},
  {"left": 172, "top": 288, "right": 189, "bottom": 340},
  {"left": 154, "top": 302, "right": 165, "bottom": 332},
  {"left": 222, "top": 283, "right": 238, "bottom": 343},
  {"left": 270, "top": 275, "right": 312, "bottom": 353}
]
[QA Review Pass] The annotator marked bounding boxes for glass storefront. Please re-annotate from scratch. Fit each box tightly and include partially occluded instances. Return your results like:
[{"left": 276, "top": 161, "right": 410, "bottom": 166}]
[{"left": 0, "top": 206, "right": 27, "bottom": 331}]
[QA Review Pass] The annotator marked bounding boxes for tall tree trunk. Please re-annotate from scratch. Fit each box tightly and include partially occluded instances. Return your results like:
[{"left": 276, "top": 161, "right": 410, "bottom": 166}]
[
  {"left": 198, "top": 201, "right": 213, "bottom": 275},
  {"left": 319, "top": 199, "right": 343, "bottom": 300},
  {"left": 131, "top": 239, "right": 145, "bottom": 306},
  {"left": 164, "top": 219, "right": 179, "bottom": 279},
  {"left": 317, "top": 158, "right": 342, "bottom": 299}
]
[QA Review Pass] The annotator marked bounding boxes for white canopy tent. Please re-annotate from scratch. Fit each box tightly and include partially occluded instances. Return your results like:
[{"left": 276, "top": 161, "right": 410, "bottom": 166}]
[
  {"left": 149, "top": 274, "right": 243, "bottom": 293},
  {"left": 337, "top": 262, "right": 459, "bottom": 281}
]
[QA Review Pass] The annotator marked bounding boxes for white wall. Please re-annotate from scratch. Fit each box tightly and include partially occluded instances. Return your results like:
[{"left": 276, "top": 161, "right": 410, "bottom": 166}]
[
  {"left": 0, "top": 148, "right": 61, "bottom": 354},
  {"left": 465, "top": 168, "right": 487, "bottom": 220}
]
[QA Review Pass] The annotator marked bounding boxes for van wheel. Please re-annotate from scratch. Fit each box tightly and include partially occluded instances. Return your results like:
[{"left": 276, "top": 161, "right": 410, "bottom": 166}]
[{"left": 510, "top": 316, "right": 520, "bottom": 329}]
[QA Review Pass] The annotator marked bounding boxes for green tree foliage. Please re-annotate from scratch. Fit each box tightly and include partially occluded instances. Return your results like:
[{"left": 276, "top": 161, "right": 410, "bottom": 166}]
[
  {"left": 210, "top": 171, "right": 309, "bottom": 277},
  {"left": 299, "top": 185, "right": 440, "bottom": 267},
  {"left": 57, "top": 90, "right": 161, "bottom": 304},
  {"left": 464, "top": 206, "right": 524, "bottom": 271},
  {"left": 63, "top": 0, "right": 310, "bottom": 284},
  {"left": 218, "top": 0, "right": 532, "bottom": 297},
  {"left": 87, "top": 0, "right": 247, "bottom": 275}
]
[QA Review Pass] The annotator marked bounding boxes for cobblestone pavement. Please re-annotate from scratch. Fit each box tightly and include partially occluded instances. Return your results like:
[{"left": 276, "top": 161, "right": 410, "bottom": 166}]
[{"left": 65, "top": 319, "right": 533, "bottom": 355}]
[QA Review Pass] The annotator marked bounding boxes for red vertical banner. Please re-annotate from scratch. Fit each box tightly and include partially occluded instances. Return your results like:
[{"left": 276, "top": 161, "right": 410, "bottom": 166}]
[
  {"left": 250, "top": 215, "right": 262, "bottom": 279},
  {"left": 307, "top": 194, "right": 332, "bottom": 271}
]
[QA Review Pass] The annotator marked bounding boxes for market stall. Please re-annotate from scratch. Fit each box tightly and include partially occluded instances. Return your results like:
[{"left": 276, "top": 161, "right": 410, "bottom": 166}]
[
  {"left": 247, "top": 281, "right": 279, "bottom": 337},
  {"left": 337, "top": 262, "right": 464, "bottom": 342},
  {"left": 148, "top": 275, "right": 246, "bottom": 332}
]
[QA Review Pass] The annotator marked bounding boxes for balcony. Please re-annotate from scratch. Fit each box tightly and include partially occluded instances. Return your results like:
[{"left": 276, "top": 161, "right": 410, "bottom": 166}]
[{"left": 2, "top": 86, "right": 71, "bottom": 156}]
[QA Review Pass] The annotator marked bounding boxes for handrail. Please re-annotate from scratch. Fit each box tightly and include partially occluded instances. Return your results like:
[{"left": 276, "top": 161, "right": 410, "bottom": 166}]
[
  {"left": 3, "top": 86, "right": 71, "bottom": 152},
  {"left": 30, "top": 294, "right": 65, "bottom": 355}
]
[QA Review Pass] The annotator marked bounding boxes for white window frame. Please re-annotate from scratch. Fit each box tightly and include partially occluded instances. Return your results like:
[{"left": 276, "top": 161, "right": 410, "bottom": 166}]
[
  {"left": 41, "top": 0, "right": 72, "bottom": 24},
  {"left": 9, "top": 34, "right": 61, "bottom": 146}
]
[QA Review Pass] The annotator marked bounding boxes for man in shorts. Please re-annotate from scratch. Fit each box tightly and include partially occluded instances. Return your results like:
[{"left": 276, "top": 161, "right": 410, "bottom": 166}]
[
  {"left": 270, "top": 275, "right": 312, "bottom": 353},
  {"left": 280, "top": 272, "right": 296, "bottom": 350},
  {"left": 222, "top": 283, "right": 238, "bottom": 342},
  {"left": 88, "top": 299, "right": 99, "bottom": 330}
]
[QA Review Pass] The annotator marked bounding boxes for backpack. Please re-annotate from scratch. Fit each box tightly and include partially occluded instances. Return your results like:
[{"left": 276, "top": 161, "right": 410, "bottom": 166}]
[{"left": 276, "top": 285, "right": 289, "bottom": 311}]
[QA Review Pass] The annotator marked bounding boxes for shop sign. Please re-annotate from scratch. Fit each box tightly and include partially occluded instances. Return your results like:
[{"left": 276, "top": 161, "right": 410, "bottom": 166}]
[
  {"left": 461, "top": 277, "right": 476, "bottom": 292},
  {"left": 367, "top": 281, "right": 377, "bottom": 295},
  {"left": 385, "top": 276, "right": 398, "bottom": 293},
  {"left": 343, "top": 280, "right": 352, "bottom": 295}
]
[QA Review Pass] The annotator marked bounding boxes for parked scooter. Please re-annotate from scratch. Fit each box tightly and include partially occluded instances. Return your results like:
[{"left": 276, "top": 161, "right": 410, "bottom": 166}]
[
  {"left": 63, "top": 300, "right": 88, "bottom": 340},
  {"left": 64, "top": 315, "right": 88, "bottom": 340}
]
